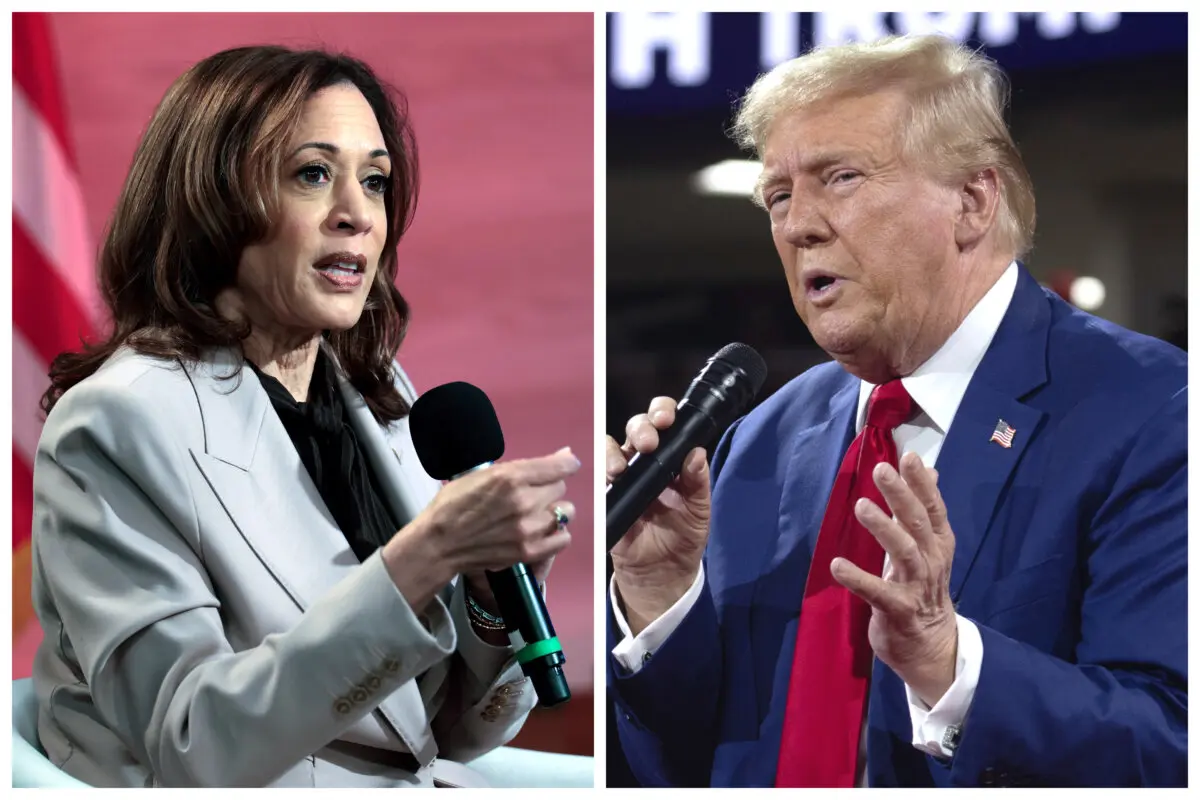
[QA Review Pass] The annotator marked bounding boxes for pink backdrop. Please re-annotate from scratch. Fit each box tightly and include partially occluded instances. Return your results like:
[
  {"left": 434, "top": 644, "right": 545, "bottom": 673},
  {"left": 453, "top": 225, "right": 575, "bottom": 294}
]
[{"left": 31, "top": 13, "right": 594, "bottom": 687}]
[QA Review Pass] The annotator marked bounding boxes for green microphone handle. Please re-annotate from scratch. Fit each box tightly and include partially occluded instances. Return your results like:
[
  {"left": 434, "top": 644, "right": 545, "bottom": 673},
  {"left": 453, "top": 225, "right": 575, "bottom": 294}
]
[{"left": 485, "top": 563, "right": 571, "bottom": 707}]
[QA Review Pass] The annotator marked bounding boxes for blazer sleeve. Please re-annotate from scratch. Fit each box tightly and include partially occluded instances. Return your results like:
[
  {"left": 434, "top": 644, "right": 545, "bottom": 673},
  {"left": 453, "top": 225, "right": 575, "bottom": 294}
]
[
  {"left": 33, "top": 380, "right": 458, "bottom": 788},
  {"left": 948, "top": 385, "right": 1188, "bottom": 787},
  {"left": 605, "top": 416, "right": 745, "bottom": 787},
  {"left": 427, "top": 580, "right": 536, "bottom": 762},
  {"left": 608, "top": 576, "right": 723, "bottom": 787},
  {"left": 387, "top": 360, "right": 536, "bottom": 761}
]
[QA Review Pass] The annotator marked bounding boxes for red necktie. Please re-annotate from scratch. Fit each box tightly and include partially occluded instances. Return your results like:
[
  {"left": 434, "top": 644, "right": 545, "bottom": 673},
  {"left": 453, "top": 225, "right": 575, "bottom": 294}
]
[{"left": 774, "top": 380, "right": 914, "bottom": 787}]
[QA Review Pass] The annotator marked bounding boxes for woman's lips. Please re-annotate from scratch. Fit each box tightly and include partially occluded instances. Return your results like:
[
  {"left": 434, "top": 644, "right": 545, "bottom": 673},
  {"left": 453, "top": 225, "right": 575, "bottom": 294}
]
[{"left": 315, "top": 267, "right": 364, "bottom": 290}]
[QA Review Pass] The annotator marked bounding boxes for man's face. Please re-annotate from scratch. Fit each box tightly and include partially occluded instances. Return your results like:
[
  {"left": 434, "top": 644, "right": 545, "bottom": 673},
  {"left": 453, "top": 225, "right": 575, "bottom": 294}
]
[{"left": 761, "top": 89, "right": 961, "bottom": 381}]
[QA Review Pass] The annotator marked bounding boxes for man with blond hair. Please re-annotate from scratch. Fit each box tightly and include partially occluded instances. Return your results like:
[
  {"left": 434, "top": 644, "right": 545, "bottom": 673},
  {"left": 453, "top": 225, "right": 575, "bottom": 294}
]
[{"left": 605, "top": 35, "right": 1186, "bottom": 787}]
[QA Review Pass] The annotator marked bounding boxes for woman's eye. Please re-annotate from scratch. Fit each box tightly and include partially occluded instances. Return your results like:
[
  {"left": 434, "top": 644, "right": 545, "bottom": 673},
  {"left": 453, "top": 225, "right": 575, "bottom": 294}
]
[
  {"left": 298, "top": 164, "right": 331, "bottom": 185},
  {"left": 363, "top": 174, "right": 389, "bottom": 195}
]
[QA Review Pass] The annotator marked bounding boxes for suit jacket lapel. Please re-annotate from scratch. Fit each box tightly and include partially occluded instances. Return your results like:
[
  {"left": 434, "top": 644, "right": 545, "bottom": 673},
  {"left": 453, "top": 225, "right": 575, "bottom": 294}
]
[
  {"left": 331, "top": 351, "right": 439, "bottom": 530},
  {"left": 774, "top": 376, "right": 859, "bottom": 597},
  {"left": 936, "top": 267, "right": 1051, "bottom": 599},
  {"left": 186, "top": 348, "right": 360, "bottom": 613}
]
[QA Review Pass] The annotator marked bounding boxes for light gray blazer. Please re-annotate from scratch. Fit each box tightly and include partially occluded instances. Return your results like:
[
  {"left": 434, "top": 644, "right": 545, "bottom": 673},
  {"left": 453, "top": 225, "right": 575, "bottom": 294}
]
[{"left": 30, "top": 344, "right": 535, "bottom": 788}]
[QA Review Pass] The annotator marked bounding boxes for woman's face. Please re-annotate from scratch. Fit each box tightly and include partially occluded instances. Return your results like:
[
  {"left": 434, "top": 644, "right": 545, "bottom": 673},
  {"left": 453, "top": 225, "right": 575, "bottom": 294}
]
[{"left": 233, "top": 83, "right": 390, "bottom": 343}]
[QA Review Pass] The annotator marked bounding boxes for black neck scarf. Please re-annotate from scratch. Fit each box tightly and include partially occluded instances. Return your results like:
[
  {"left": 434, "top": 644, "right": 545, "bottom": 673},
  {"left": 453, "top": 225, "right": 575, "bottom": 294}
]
[{"left": 249, "top": 349, "right": 398, "bottom": 563}]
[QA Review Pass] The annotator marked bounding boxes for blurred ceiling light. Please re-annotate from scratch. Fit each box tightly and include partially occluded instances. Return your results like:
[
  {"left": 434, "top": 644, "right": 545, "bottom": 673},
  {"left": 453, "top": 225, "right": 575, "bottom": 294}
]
[
  {"left": 693, "top": 159, "right": 762, "bottom": 197},
  {"left": 1069, "top": 275, "right": 1106, "bottom": 311}
]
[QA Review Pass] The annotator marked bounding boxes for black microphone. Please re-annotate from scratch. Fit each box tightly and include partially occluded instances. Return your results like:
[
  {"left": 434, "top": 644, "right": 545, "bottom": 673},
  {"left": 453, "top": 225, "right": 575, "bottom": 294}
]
[
  {"left": 607, "top": 343, "right": 768, "bottom": 550},
  {"left": 409, "top": 382, "right": 570, "bottom": 708}
]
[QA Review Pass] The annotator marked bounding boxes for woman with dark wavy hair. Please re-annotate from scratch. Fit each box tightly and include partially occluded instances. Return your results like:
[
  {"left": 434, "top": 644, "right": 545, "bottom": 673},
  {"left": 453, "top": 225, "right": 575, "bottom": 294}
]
[{"left": 31, "top": 45, "right": 580, "bottom": 788}]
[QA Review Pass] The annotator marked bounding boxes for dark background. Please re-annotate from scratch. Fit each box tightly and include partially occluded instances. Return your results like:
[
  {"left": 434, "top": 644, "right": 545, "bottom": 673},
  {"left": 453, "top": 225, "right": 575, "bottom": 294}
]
[{"left": 605, "top": 11, "right": 1187, "bottom": 787}]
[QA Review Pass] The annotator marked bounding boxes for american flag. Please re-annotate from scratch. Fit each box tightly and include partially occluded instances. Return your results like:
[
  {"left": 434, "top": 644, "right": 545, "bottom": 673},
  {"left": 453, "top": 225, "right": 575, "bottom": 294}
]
[
  {"left": 13, "top": 12, "right": 101, "bottom": 676},
  {"left": 989, "top": 419, "right": 1016, "bottom": 449}
]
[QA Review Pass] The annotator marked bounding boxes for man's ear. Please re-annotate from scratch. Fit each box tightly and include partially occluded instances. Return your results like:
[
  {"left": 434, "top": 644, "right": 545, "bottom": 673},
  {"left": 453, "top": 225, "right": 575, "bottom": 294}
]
[{"left": 955, "top": 167, "right": 1001, "bottom": 250}]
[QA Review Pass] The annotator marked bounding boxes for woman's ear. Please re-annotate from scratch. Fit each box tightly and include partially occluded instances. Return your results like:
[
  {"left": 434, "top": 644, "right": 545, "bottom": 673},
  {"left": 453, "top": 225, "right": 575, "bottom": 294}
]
[{"left": 213, "top": 285, "right": 247, "bottom": 325}]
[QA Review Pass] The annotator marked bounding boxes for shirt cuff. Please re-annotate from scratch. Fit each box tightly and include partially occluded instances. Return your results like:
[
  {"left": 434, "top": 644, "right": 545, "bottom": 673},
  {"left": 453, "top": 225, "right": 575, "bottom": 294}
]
[
  {"left": 610, "top": 565, "right": 705, "bottom": 674},
  {"left": 907, "top": 614, "right": 983, "bottom": 758}
]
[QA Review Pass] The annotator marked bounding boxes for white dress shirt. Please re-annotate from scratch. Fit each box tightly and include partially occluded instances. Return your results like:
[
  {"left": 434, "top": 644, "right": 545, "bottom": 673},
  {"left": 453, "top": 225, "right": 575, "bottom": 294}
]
[{"left": 611, "top": 262, "right": 1019, "bottom": 773}]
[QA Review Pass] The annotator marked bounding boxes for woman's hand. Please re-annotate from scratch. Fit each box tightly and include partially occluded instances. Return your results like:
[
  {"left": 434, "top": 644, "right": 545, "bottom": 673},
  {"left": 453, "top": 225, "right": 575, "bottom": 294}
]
[{"left": 381, "top": 448, "right": 580, "bottom": 613}]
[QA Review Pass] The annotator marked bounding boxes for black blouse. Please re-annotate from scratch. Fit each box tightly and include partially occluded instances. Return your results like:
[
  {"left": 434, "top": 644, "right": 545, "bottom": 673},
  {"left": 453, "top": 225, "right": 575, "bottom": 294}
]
[{"left": 249, "top": 350, "right": 398, "bottom": 563}]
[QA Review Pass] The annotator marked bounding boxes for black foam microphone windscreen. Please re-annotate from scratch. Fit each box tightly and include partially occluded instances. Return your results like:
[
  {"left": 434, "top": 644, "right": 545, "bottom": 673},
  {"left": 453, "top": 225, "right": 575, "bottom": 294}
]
[{"left": 409, "top": 382, "right": 505, "bottom": 479}]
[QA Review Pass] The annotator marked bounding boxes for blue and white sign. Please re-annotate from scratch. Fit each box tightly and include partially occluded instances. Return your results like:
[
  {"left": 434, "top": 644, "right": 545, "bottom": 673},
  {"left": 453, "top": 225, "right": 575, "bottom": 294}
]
[{"left": 607, "top": 12, "right": 1186, "bottom": 113}]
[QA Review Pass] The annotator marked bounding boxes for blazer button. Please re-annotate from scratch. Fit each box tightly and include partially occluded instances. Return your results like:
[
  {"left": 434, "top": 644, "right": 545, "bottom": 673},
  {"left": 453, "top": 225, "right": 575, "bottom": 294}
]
[
  {"left": 979, "top": 767, "right": 996, "bottom": 787},
  {"left": 351, "top": 687, "right": 369, "bottom": 703},
  {"left": 364, "top": 674, "right": 382, "bottom": 691},
  {"left": 334, "top": 698, "right": 353, "bottom": 716},
  {"left": 382, "top": 658, "right": 401, "bottom": 674}
]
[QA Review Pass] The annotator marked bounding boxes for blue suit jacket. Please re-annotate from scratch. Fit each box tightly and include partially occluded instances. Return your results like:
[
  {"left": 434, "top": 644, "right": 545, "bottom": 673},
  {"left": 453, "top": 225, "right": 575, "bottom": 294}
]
[{"left": 608, "top": 267, "right": 1187, "bottom": 787}]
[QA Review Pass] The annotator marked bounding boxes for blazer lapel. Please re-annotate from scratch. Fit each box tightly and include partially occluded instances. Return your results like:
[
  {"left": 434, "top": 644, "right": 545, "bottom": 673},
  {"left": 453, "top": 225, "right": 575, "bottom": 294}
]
[
  {"left": 331, "top": 354, "right": 439, "bottom": 530},
  {"left": 936, "top": 267, "right": 1051, "bottom": 599},
  {"left": 186, "top": 348, "right": 361, "bottom": 613},
  {"left": 772, "top": 376, "right": 859, "bottom": 598}
]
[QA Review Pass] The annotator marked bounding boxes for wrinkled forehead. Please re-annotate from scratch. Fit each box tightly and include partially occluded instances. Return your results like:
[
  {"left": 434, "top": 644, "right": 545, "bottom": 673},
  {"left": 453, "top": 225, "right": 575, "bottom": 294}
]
[{"left": 760, "top": 88, "right": 911, "bottom": 169}]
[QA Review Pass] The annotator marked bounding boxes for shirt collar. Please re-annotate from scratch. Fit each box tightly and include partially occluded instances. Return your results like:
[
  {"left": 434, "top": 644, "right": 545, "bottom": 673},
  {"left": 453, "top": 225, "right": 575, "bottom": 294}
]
[{"left": 856, "top": 261, "right": 1019, "bottom": 433}]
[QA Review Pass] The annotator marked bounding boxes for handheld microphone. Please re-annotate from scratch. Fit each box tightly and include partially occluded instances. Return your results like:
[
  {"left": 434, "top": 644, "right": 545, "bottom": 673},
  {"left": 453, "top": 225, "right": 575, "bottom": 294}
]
[
  {"left": 606, "top": 343, "right": 768, "bottom": 551},
  {"left": 409, "top": 382, "right": 570, "bottom": 708}
]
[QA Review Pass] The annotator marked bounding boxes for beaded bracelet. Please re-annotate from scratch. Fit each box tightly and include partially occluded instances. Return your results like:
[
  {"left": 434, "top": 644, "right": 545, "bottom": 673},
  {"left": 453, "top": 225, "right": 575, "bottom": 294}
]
[
  {"left": 465, "top": 581, "right": 548, "bottom": 630},
  {"left": 466, "top": 592, "right": 507, "bottom": 631}
]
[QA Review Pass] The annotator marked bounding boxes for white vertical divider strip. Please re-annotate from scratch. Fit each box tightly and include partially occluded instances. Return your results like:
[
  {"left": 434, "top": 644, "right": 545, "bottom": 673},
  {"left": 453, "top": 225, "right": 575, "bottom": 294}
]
[{"left": 592, "top": 8, "right": 608, "bottom": 789}]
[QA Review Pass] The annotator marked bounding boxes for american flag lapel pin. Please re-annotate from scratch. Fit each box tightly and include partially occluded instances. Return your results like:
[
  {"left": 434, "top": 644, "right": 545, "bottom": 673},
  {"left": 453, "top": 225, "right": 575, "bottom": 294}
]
[{"left": 989, "top": 419, "right": 1016, "bottom": 448}]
